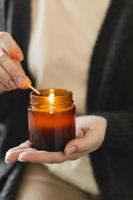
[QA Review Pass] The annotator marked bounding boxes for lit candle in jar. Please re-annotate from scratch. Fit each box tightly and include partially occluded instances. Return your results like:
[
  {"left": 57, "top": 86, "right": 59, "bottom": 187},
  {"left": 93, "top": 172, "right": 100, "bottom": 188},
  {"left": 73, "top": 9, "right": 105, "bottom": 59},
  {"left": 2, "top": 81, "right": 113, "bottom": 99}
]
[{"left": 28, "top": 89, "right": 76, "bottom": 151}]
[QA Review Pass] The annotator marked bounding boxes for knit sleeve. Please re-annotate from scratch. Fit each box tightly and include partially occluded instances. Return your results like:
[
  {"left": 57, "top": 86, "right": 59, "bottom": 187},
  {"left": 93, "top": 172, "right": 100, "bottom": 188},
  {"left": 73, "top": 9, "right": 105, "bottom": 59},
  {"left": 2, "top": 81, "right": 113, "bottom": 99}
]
[{"left": 92, "top": 112, "right": 133, "bottom": 153}]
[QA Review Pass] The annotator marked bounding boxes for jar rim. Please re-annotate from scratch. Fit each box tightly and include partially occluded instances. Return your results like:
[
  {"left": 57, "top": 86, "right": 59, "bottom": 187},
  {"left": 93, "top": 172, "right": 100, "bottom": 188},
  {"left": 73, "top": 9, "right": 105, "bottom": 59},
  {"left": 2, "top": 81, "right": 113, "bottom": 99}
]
[
  {"left": 29, "top": 89, "right": 73, "bottom": 108},
  {"left": 31, "top": 88, "right": 72, "bottom": 98}
]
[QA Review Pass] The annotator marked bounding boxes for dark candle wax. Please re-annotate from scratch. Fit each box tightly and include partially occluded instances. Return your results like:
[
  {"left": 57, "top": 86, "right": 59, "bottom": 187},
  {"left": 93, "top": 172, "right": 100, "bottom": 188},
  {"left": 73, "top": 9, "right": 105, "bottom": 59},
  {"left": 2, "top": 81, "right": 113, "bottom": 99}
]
[{"left": 28, "top": 107, "right": 75, "bottom": 151}]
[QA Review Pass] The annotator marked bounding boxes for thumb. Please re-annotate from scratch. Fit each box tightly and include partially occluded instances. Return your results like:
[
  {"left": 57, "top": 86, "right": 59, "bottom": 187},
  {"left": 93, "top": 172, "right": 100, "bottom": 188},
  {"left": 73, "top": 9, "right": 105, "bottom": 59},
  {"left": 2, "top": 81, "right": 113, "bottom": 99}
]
[{"left": 64, "top": 135, "right": 94, "bottom": 157}]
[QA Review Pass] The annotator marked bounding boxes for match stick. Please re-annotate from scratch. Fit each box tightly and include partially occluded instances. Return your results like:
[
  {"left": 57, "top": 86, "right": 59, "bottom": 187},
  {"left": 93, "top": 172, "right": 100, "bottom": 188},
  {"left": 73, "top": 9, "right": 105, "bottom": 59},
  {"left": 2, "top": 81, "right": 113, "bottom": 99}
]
[{"left": 29, "top": 85, "right": 40, "bottom": 95}]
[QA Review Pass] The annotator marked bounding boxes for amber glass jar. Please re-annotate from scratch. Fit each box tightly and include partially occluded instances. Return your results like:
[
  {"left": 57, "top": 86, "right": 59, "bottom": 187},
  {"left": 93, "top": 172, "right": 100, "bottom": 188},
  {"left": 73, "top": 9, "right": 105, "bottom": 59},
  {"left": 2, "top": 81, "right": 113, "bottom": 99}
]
[{"left": 28, "top": 89, "right": 75, "bottom": 151}]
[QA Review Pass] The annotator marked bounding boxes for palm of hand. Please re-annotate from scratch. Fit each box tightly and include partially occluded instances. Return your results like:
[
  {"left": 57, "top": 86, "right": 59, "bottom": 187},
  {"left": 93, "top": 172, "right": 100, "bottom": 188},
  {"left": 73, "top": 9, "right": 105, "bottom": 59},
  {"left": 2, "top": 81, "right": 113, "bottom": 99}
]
[{"left": 5, "top": 116, "right": 107, "bottom": 164}]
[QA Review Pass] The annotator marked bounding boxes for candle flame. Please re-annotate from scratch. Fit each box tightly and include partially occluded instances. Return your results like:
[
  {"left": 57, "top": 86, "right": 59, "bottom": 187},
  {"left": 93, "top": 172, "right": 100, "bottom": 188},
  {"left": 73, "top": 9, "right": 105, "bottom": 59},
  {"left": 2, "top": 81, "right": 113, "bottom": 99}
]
[{"left": 48, "top": 92, "right": 55, "bottom": 104}]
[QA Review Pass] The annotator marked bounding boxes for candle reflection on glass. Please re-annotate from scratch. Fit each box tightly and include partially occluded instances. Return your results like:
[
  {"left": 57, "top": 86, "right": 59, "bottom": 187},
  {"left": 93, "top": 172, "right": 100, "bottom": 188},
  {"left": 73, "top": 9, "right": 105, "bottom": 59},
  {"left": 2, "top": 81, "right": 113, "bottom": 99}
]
[{"left": 28, "top": 89, "right": 76, "bottom": 151}]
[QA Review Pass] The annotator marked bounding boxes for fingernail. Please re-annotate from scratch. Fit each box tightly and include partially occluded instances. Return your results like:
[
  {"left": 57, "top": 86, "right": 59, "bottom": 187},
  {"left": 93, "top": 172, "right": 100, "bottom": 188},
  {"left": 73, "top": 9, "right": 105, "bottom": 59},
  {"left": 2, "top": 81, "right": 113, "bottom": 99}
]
[
  {"left": 17, "top": 76, "right": 30, "bottom": 89},
  {"left": 18, "top": 154, "right": 27, "bottom": 162},
  {"left": 16, "top": 52, "right": 24, "bottom": 61},
  {"left": 8, "top": 80, "right": 17, "bottom": 89},
  {"left": 18, "top": 158, "right": 26, "bottom": 162},
  {"left": 17, "top": 76, "right": 25, "bottom": 84},
  {"left": 65, "top": 146, "right": 77, "bottom": 157}
]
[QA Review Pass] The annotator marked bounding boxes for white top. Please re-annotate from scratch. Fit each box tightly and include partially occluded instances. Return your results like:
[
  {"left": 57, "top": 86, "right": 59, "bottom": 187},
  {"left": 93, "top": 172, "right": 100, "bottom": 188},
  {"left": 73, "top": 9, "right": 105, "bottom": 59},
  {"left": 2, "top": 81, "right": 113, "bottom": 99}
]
[{"left": 28, "top": 0, "right": 111, "bottom": 195}]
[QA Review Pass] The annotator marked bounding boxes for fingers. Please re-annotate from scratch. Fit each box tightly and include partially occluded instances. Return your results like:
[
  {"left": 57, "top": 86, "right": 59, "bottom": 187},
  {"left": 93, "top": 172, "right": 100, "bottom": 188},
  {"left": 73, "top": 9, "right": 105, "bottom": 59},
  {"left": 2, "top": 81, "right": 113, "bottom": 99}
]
[
  {"left": 5, "top": 149, "right": 66, "bottom": 164},
  {"left": 18, "top": 141, "right": 31, "bottom": 148},
  {"left": 0, "top": 81, "right": 14, "bottom": 92},
  {"left": 65, "top": 136, "right": 93, "bottom": 156},
  {"left": 18, "top": 151, "right": 66, "bottom": 164},
  {"left": 64, "top": 130, "right": 98, "bottom": 159},
  {"left": 0, "top": 32, "right": 24, "bottom": 61},
  {"left": 0, "top": 64, "right": 17, "bottom": 90},
  {"left": 5, "top": 141, "right": 31, "bottom": 163},
  {"left": 5, "top": 141, "right": 66, "bottom": 164},
  {"left": 65, "top": 116, "right": 107, "bottom": 160},
  {"left": 5, "top": 148, "right": 36, "bottom": 163},
  {"left": 0, "top": 32, "right": 31, "bottom": 91},
  {"left": 7, "top": 141, "right": 31, "bottom": 153},
  {"left": 65, "top": 152, "right": 87, "bottom": 160},
  {"left": 0, "top": 49, "right": 31, "bottom": 89}
]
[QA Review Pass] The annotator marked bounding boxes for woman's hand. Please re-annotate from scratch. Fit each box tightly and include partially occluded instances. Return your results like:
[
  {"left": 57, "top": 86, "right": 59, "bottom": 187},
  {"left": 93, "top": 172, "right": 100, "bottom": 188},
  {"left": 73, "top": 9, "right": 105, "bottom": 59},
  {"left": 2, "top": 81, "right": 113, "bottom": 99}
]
[
  {"left": 5, "top": 116, "right": 107, "bottom": 164},
  {"left": 0, "top": 32, "right": 31, "bottom": 92}
]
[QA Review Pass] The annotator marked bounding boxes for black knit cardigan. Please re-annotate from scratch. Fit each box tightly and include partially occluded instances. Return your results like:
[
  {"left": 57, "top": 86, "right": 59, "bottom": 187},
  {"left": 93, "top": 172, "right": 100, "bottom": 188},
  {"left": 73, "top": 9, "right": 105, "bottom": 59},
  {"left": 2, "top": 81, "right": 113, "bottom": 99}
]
[{"left": 0, "top": 0, "right": 133, "bottom": 199}]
